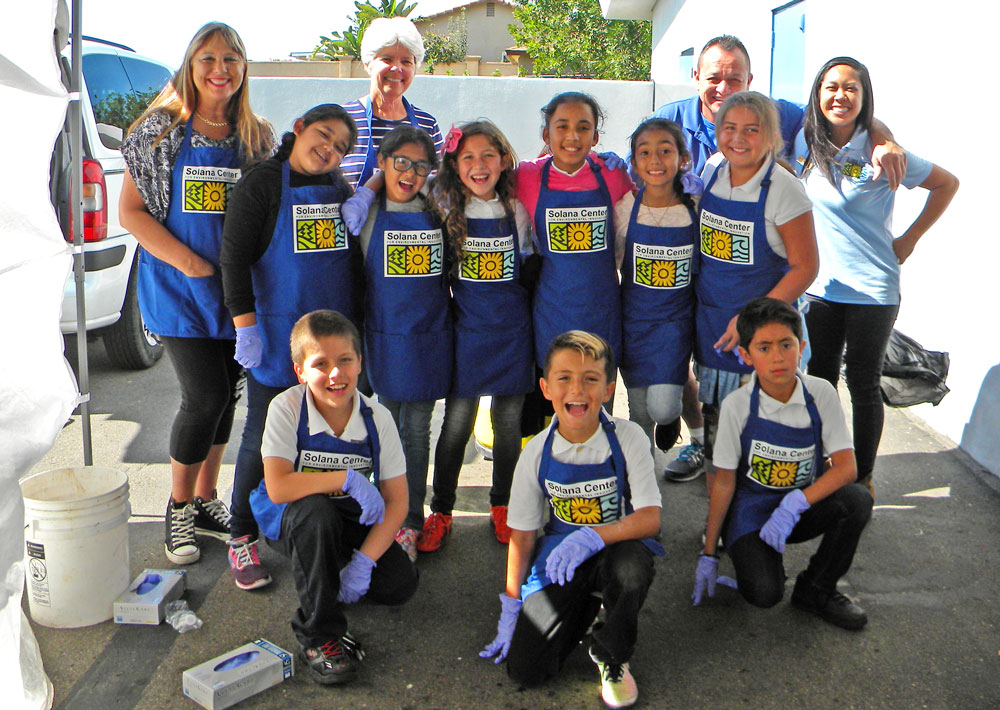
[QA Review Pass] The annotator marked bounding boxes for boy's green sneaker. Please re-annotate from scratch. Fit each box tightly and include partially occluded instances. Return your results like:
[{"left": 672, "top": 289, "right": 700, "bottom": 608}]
[{"left": 590, "top": 649, "right": 638, "bottom": 708}]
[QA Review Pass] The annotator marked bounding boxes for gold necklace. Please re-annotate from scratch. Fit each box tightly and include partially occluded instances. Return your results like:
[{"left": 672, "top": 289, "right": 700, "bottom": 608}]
[{"left": 195, "top": 111, "right": 229, "bottom": 128}]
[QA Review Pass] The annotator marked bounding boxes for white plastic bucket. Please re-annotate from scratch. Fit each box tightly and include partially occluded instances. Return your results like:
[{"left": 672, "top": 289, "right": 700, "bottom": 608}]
[{"left": 21, "top": 467, "right": 131, "bottom": 628}]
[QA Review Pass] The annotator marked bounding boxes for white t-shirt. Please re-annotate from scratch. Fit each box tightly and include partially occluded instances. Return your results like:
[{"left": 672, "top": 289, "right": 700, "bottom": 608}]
[
  {"left": 507, "top": 416, "right": 662, "bottom": 532},
  {"left": 613, "top": 192, "right": 695, "bottom": 269},
  {"left": 465, "top": 195, "right": 535, "bottom": 257},
  {"left": 261, "top": 385, "right": 406, "bottom": 481},
  {"left": 701, "top": 153, "right": 813, "bottom": 258},
  {"left": 713, "top": 372, "right": 853, "bottom": 471}
]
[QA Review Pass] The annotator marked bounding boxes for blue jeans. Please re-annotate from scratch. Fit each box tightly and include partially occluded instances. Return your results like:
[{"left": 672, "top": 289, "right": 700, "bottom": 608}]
[
  {"left": 379, "top": 397, "right": 436, "bottom": 530},
  {"left": 230, "top": 372, "right": 286, "bottom": 540},
  {"left": 431, "top": 394, "right": 525, "bottom": 514}
]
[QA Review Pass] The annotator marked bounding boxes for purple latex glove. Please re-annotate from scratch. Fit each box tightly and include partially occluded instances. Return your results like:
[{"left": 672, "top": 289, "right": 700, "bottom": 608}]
[
  {"left": 692, "top": 554, "right": 737, "bottom": 605},
  {"left": 479, "top": 593, "right": 522, "bottom": 664},
  {"left": 759, "top": 489, "right": 810, "bottom": 553},
  {"left": 342, "top": 467, "right": 385, "bottom": 526},
  {"left": 546, "top": 527, "right": 605, "bottom": 586},
  {"left": 342, "top": 186, "right": 377, "bottom": 235},
  {"left": 234, "top": 324, "right": 263, "bottom": 368},
  {"left": 680, "top": 170, "right": 704, "bottom": 197},
  {"left": 597, "top": 151, "right": 626, "bottom": 172},
  {"left": 337, "top": 549, "right": 376, "bottom": 603}
]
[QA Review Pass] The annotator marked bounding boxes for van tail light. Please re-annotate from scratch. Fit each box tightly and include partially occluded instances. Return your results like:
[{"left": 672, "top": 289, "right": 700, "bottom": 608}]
[{"left": 67, "top": 159, "right": 108, "bottom": 242}]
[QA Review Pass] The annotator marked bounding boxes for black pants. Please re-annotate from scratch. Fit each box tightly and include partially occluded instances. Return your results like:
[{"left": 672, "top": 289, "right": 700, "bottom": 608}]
[
  {"left": 804, "top": 295, "right": 899, "bottom": 481},
  {"left": 507, "top": 540, "right": 654, "bottom": 686},
  {"left": 728, "top": 484, "right": 873, "bottom": 608},
  {"left": 269, "top": 494, "right": 418, "bottom": 647},
  {"left": 230, "top": 373, "right": 285, "bottom": 539},
  {"left": 160, "top": 336, "right": 243, "bottom": 465}
]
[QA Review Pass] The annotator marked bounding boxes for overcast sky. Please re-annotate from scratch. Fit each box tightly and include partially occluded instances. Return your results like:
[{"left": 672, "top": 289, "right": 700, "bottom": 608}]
[{"left": 80, "top": 0, "right": 464, "bottom": 67}]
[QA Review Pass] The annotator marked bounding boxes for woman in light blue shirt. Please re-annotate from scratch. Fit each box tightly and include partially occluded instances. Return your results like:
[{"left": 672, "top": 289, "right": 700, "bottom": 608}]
[{"left": 794, "top": 56, "right": 958, "bottom": 495}]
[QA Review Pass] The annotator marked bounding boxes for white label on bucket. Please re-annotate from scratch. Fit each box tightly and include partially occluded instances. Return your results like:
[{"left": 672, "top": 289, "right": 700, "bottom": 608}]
[{"left": 27, "top": 554, "right": 51, "bottom": 607}]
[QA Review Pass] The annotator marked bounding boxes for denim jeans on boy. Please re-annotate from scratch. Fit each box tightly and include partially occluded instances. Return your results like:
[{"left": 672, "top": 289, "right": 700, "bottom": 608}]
[
  {"left": 379, "top": 397, "right": 436, "bottom": 530},
  {"left": 506, "top": 540, "right": 655, "bottom": 686},
  {"left": 230, "top": 372, "right": 285, "bottom": 540},
  {"left": 431, "top": 394, "right": 524, "bottom": 513}
]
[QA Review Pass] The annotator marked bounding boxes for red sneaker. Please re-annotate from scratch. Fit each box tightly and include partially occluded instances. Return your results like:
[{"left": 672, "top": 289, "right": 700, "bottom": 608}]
[
  {"left": 490, "top": 506, "right": 511, "bottom": 544},
  {"left": 416, "top": 513, "right": 452, "bottom": 552}
]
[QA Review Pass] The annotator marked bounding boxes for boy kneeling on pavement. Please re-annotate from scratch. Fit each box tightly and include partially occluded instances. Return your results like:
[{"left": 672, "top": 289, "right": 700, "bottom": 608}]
[{"left": 250, "top": 310, "right": 417, "bottom": 685}]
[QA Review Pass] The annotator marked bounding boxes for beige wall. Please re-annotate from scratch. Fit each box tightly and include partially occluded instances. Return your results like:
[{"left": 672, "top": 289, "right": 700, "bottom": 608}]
[{"left": 415, "top": 1, "right": 520, "bottom": 63}]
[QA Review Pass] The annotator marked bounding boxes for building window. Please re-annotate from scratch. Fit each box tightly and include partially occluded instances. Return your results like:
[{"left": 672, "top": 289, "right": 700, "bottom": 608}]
[
  {"left": 486, "top": 2, "right": 495, "bottom": 16},
  {"left": 679, "top": 47, "right": 694, "bottom": 82}
]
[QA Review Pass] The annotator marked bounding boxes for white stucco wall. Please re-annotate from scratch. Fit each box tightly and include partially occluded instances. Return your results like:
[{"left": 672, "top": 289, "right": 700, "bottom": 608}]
[
  {"left": 647, "top": 0, "right": 996, "bottom": 472},
  {"left": 248, "top": 75, "right": 654, "bottom": 162}
]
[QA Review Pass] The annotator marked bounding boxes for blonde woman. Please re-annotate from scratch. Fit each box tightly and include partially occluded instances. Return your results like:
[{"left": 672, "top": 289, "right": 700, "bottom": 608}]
[{"left": 120, "top": 22, "right": 275, "bottom": 566}]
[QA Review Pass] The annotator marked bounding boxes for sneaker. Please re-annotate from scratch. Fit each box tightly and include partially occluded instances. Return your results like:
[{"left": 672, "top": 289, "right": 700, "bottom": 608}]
[
  {"left": 298, "top": 635, "right": 363, "bottom": 685},
  {"left": 227, "top": 535, "right": 272, "bottom": 590},
  {"left": 417, "top": 513, "right": 452, "bottom": 553},
  {"left": 664, "top": 440, "right": 705, "bottom": 482},
  {"left": 790, "top": 574, "right": 868, "bottom": 630},
  {"left": 489, "top": 505, "right": 511, "bottom": 544},
  {"left": 590, "top": 650, "right": 638, "bottom": 709},
  {"left": 192, "top": 495, "right": 231, "bottom": 540},
  {"left": 395, "top": 527, "right": 418, "bottom": 563},
  {"left": 653, "top": 418, "right": 681, "bottom": 452},
  {"left": 165, "top": 499, "right": 200, "bottom": 564}
]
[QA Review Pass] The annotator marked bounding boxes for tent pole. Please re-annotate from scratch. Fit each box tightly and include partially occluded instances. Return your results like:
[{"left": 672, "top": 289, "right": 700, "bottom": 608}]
[{"left": 69, "top": 0, "right": 93, "bottom": 465}]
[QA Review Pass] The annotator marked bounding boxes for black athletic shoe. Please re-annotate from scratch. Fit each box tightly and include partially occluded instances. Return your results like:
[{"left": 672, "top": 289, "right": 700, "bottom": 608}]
[
  {"left": 298, "top": 634, "right": 364, "bottom": 685},
  {"left": 164, "top": 498, "right": 200, "bottom": 564},
  {"left": 791, "top": 574, "right": 868, "bottom": 630},
  {"left": 654, "top": 417, "right": 682, "bottom": 452},
  {"left": 192, "top": 495, "right": 231, "bottom": 540}
]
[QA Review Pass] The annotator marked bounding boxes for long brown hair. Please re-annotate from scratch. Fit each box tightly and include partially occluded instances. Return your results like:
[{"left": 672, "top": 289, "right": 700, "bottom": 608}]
[
  {"left": 429, "top": 120, "right": 519, "bottom": 276},
  {"left": 128, "top": 22, "right": 273, "bottom": 166}
]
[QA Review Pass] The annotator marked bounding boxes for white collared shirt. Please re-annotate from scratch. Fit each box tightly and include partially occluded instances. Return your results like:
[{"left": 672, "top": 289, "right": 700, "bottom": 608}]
[
  {"left": 261, "top": 384, "right": 406, "bottom": 480},
  {"left": 713, "top": 372, "right": 853, "bottom": 471},
  {"left": 507, "top": 416, "right": 662, "bottom": 532},
  {"left": 464, "top": 196, "right": 535, "bottom": 256}
]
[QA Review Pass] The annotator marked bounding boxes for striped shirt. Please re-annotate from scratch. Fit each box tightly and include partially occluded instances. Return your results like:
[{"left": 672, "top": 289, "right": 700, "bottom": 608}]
[{"left": 340, "top": 98, "right": 443, "bottom": 189}]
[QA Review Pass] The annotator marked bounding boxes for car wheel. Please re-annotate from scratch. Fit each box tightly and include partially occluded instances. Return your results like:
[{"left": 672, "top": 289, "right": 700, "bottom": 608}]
[{"left": 103, "top": 257, "right": 163, "bottom": 369}]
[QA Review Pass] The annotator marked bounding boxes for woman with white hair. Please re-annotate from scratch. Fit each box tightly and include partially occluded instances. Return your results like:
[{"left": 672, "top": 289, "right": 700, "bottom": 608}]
[{"left": 340, "top": 17, "right": 444, "bottom": 188}]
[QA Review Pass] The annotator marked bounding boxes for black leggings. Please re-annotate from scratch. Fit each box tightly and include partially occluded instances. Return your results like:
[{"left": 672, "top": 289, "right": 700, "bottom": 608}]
[
  {"left": 160, "top": 336, "right": 243, "bottom": 465},
  {"left": 804, "top": 296, "right": 899, "bottom": 481}
]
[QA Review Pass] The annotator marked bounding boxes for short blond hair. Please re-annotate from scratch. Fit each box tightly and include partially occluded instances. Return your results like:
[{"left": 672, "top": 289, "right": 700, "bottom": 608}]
[
  {"left": 542, "top": 331, "right": 615, "bottom": 382},
  {"left": 289, "top": 310, "right": 361, "bottom": 366}
]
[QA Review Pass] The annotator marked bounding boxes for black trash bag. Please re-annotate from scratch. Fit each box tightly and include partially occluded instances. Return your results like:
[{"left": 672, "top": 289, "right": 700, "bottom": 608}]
[{"left": 880, "top": 329, "right": 950, "bottom": 408}]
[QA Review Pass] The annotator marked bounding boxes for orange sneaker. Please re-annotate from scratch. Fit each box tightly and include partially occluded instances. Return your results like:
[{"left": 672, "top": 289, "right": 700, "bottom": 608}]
[
  {"left": 416, "top": 512, "right": 452, "bottom": 553},
  {"left": 490, "top": 506, "right": 511, "bottom": 544}
]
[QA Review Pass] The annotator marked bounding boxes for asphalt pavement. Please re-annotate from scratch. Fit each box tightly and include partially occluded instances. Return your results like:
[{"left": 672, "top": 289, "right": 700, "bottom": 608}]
[{"left": 24, "top": 337, "right": 1000, "bottom": 710}]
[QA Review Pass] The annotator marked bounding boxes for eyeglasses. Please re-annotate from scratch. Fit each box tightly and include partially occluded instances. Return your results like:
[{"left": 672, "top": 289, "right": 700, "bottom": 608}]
[{"left": 389, "top": 155, "right": 433, "bottom": 177}]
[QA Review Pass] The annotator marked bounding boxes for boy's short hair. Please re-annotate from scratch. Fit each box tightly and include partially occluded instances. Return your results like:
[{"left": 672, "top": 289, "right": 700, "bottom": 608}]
[
  {"left": 737, "top": 297, "right": 802, "bottom": 348},
  {"left": 542, "top": 330, "right": 615, "bottom": 382},
  {"left": 289, "top": 310, "right": 361, "bottom": 365}
]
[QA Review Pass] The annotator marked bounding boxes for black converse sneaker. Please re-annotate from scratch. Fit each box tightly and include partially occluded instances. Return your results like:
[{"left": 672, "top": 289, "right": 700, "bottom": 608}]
[
  {"left": 192, "top": 495, "right": 232, "bottom": 540},
  {"left": 165, "top": 498, "right": 200, "bottom": 564}
]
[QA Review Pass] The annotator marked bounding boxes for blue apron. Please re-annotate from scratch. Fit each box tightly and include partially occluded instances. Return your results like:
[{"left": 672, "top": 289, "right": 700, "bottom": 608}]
[
  {"left": 363, "top": 195, "right": 452, "bottom": 401},
  {"left": 249, "top": 390, "right": 381, "bottom": 540},
  {"left": 695, "top": 161, "right": 787, "bottom": 374},
  {"left": 521, "top": 413, "right": 664, "bottom": 598},
  {"left": 619, "top": 190, "right": 697, "bottom": 388},
  {"left": 357, "top": 96, "right": 420, "bottom": 187},
  {"left": 532, "top": 157, "right": 621, "bottom": 366},
  {"left": 139, "top": 118, "right": 240, "bottom": 338},
  {"left": 450, "top": 216, "right": 533, "bottom": 397},
  {"left": 250, "top": 161, "right": 362, "bottom": 388},
  {"left": 725, "top": 376, "right": 824, "bottom": 544}
]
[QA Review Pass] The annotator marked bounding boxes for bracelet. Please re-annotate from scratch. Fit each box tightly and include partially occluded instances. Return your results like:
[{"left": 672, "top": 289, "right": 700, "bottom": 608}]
[{"left": 701, "top": 552, "right": 719, "bottom": 559}]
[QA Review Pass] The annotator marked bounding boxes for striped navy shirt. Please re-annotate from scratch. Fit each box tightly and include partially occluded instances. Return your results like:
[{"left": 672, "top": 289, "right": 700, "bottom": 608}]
[{"left": 340, "top": 98, "right": 444, "bottom": 189}]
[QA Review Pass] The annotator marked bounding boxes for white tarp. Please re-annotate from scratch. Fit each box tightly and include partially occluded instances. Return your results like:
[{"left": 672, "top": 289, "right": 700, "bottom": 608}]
[{"left": 0, "top": 0, "right": 75, "bottom": 706}]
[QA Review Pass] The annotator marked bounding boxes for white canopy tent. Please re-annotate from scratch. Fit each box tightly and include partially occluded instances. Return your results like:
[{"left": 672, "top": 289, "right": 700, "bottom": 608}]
[{"left": 0, "top": 0, "right": 79, "bottom": 706}]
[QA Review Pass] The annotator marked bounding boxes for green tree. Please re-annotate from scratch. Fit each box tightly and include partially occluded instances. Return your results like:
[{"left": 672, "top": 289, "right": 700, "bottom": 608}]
[
  {"left": 314, "top": 0, "right": 418, "bottom": 60},
  {"left": 423, "top": 9, "right": 468, "bottom": 74},
  {"left": 509, "top": 0, "right": 651, "bottom": 80}
]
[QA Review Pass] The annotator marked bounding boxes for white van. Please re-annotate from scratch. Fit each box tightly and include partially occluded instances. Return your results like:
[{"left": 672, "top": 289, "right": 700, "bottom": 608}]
[{"left": 52, "top": 37, "right": 173, "bottom": 368}]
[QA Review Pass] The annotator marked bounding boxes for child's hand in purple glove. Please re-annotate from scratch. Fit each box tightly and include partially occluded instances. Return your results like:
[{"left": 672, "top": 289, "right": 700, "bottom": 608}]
[
  {"left": 546, "top": 527, "right": 605, "bottom": 586},
  {"left": 479, "top": 594, "right": 522, "bottom": 664},
  {"left": 234, "top": 324, "right": 263, "bottom": 368},
  {"left": 337, "top": 549, "right": 376, "bottom": 604},
  {"left": 341, "top": 186, "right": 377, "bottom": 235},
  {"left": 759, "top": 489, "right": 810, "bottom": 553},
  {"left": 342, "top": 468, "right": 385, "bottom": 526},
  {"left": 597, "top": 151, "right": 626, "bottom": 172},
  {"left": 692, "top": 554, "right": 737, "bottom": 606}
]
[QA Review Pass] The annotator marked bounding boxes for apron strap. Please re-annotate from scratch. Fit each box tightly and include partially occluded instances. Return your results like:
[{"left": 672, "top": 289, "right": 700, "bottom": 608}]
[{"left": 359, "top": 398, "right": 381, "bottom": 484}]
